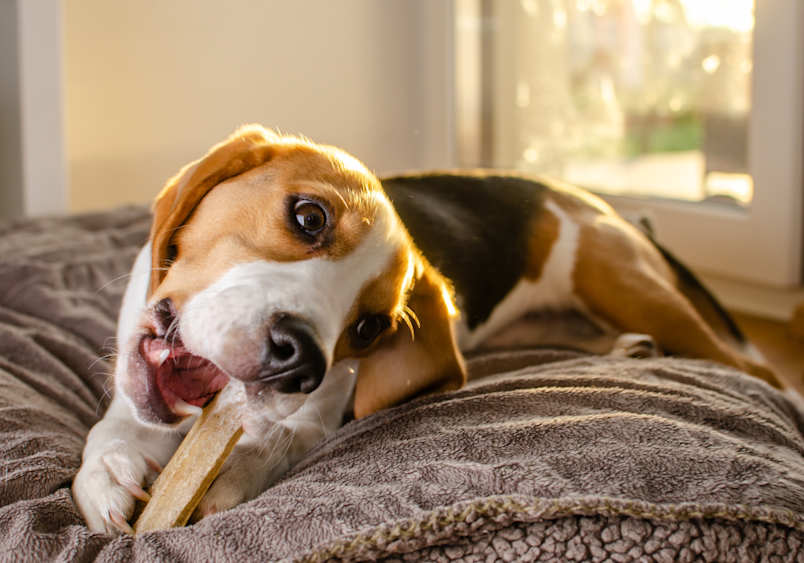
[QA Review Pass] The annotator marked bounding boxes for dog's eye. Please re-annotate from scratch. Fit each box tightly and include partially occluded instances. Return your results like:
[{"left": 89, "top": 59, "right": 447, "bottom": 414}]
[
  {"left": 294, "top": 201, "right": 326, "bottom": 234},
  {"left": 355, "top": 315, "right": 388, "bottom": 345},
  {"left": 166, "top": 244, "right": 178, "bottom": 263}
]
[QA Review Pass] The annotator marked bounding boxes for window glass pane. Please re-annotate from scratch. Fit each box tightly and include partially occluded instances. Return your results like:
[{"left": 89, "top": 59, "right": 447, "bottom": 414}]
[{"left": 456, "top": 0, "right": 755, "bottom": 205}]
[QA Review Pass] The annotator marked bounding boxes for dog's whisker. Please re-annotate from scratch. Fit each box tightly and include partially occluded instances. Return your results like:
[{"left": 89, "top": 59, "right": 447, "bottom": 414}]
[
  {"left": 94, "top": 274, "right": 131, "bottom": 293},
  {"left": 263, "top": 422, "right": 295, "bottom": 465},
  {"left": 166, "top": 316, "right": 181, "bottom": 342},
  {"left": 265, "top": 426, "right": 287, "bottom": 459},
  {"left": 393, "top": 305, "right": 418, "bottom": 342},
  {"left": 252, "top": 421, "right": 284, "bottom": 460},
  {"left": 403, "top": 305, "right": 420, "bottom": 328},
  {"left": 334, "top": 190, "right": 350, "bottom": 211},
  {"left": 306, "top": 398, "right": 328, "bottom": 440},
  {"left": 97, "top": 266, "right": 171, "bottom": 294},
  {"left": 88, "top": 370, "right": 115, "bottom": 382},
  {"left": 93, "top": 375, "right": 115, "bottom": 416},
  {"left": 159, "top": 224, "right": 188, "bottom": 236},
  {"left": 95, "top": 268, "right": 162, "bottom": 294},
  {"left": 260, "top": 427, "right": 296, "bottom": 472},
  {"left": 88, "top": 354, "right": 116, "bottom": 371}
]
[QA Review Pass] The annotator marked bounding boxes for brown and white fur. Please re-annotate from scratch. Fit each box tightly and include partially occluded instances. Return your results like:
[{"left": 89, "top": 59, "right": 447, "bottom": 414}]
[{"left": 72, "top": 125, "right": 778, "bottom": 534}]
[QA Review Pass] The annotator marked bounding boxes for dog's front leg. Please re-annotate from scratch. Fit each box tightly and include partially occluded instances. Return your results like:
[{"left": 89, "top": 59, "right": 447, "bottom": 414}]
[{"left": 72, "top": 395, "right": 182, "bottom": 534}]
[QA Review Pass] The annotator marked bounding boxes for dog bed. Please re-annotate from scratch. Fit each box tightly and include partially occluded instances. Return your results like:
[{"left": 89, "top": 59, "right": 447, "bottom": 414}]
[{"left": 2, "top": 207, "right": 804, "bottom": 562}]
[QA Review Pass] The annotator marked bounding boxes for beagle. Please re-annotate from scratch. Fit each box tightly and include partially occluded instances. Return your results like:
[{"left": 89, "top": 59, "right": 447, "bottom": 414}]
[{"left": 72, "top": 125, "right": 777, "bottom": 534}]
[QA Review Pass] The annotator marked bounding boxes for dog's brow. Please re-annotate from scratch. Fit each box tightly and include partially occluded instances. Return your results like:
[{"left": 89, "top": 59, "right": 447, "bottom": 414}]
[{"left": 290, "top": 180, "right": 353, "bottom": 210}]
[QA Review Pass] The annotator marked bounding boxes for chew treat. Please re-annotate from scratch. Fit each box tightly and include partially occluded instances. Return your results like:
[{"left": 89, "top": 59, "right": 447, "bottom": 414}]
[{"left": 133, "top": 382, "right": 245, "bottom": 534}]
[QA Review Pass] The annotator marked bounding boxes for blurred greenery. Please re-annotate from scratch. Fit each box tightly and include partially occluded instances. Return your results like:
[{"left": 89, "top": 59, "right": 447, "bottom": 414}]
[{"left": 623, "top": 112, "right": 703, "bottom": 157}]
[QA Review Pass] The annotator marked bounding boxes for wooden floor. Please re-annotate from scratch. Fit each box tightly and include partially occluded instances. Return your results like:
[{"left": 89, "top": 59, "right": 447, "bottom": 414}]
[{"left": 732, "top": 312, "right": 804, "bottom": 395}]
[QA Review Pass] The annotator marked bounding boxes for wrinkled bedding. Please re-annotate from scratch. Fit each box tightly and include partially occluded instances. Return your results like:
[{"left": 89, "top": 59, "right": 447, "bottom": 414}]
[{"left": 2, "top": 207, "right": 804, "bottom": 562}]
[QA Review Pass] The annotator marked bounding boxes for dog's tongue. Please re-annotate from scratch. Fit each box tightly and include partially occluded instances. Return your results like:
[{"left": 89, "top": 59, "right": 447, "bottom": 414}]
[{"left": 144, "top": 337, "right": 229, "bottom": 409}]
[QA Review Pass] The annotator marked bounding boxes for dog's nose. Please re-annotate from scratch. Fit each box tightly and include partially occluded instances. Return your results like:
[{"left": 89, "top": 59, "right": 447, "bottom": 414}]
[{"left": 257, "top": 314, "right": 327, "bottom": 394}]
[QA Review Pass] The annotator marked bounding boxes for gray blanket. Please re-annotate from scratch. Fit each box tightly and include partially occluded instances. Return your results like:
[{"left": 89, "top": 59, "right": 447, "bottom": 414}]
[{"left": 2, "top": 207, "right": 804, "bottom": 562}]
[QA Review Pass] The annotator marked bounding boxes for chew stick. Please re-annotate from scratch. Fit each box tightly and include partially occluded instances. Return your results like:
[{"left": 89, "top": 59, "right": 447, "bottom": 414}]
[{"left": 133, "top": 382, "right": 245, "bottom": 534}]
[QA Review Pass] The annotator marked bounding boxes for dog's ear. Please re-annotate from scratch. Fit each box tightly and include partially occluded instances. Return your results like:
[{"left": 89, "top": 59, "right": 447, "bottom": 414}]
[
  {"left": 353, "top": 265, "right": 467, "bottom": 419},
  {"left": 149, "top": 125, "right": 278, "bottom": 297}
]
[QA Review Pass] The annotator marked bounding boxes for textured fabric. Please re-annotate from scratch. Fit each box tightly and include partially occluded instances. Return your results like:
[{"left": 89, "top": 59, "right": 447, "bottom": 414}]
[{"left": 1, "top": 208, "right": 804, "bottom": 563}]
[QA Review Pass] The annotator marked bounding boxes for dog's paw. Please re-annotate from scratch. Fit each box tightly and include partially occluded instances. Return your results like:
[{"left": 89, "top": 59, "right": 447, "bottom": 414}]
[
  {"left": 190, "top": 471, "right": 246, "bottom": 522},
  {"left": 72, "top": 439, "right": 161, "bottom": 535},
  {"left": 190, "top": 456, "right": 259, "bottom": 522},
  {"left": 610, "top": 333, "right": 660, "bottom": 359},
  {"left": 190, "top": 443, "right": 286, "bottom": 522}
]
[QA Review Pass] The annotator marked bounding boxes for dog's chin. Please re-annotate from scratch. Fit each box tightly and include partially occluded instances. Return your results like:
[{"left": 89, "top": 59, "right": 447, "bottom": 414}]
[
  {"left": 122, "top": 332, "right": 231, "bottom": 427},
  {"left": 241, "top": 387, "right": 307, "bottom": 437}
]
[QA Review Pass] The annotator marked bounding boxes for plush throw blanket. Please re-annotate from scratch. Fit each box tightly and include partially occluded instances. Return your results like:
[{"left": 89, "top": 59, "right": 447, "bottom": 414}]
[{"left": 1, "top": 207, "right": 804, "bottom": 562}]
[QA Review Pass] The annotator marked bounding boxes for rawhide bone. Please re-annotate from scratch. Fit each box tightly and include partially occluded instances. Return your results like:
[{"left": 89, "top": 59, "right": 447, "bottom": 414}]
[{"left": 133, "top": 382, "right": 245, "bottom": 534}]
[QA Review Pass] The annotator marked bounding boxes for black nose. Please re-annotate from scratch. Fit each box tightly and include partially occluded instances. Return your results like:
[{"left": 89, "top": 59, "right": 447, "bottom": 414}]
[{"left": 258, "top": 314, "right": 327, "bottom": 394}]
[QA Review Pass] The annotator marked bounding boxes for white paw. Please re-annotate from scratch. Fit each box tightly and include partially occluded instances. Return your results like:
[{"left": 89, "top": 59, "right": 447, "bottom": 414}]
[
  {"left": 610, "top": 333, "right": 660, "bottom": 359},
  {"left": 190, "top": 431, "right": 297, "bottom": 523},
  {"left": 190, "top": 449, "right": 268, "bottom": 522},
  {"left": 191, "top": 470, "right": 247, "bottom": 521},
  {"left": 72, "top": 439, "right": 161, "bottom": 535}
]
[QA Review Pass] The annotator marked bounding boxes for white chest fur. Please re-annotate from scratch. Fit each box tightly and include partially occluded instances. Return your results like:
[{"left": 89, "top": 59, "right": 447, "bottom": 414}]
[{"left": 455, "top": 199, "right": 590, "bottom": 351}]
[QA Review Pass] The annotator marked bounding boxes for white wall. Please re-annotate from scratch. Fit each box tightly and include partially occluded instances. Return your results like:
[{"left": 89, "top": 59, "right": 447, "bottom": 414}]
[
  {"left": 64, "top": 0, "right": 453, "bottom": 212},
  {"left": 1, "top": 0, "right": 68, "bottom": 219}
]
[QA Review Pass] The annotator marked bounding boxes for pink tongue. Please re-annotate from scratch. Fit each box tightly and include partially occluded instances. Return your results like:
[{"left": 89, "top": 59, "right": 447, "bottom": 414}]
[
  {"left": 145, "top": 337, "right": 228, "bottom": 408},
  {"left": 167, "top": 364, "right": 217, "bottom": 403}
]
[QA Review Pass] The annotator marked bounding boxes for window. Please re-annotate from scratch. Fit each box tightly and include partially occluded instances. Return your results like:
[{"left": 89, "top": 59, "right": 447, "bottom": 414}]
[{"left": 455, "top": 0, "right": 804, "bottom": 290}]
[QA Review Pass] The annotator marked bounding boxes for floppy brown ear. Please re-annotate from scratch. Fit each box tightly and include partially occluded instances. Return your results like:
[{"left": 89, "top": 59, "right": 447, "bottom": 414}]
[
  {"left": 353, "top": 266, "right": 467, "bottom": 419},
  {"left": 148, "top": 125, "right": 279, "bottom": 297}
]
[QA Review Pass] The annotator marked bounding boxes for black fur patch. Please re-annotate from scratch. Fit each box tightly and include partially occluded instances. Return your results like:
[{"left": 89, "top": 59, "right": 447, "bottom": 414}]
[{"left": 381, "top": 172, "right": 549, "bottom": 330}]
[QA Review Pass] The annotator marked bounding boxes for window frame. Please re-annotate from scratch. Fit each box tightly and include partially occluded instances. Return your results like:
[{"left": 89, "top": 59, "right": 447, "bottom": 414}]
[{"left": 454, "top": 0, "right": 804, "bottom": 289}]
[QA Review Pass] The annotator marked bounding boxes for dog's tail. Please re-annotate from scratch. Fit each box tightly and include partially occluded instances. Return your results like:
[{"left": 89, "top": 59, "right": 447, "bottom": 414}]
[
  {"left": 652, "top": 239, "right": 755, "bottom": 355},
  {"left": 624, "top": 212, "right": 750, "bottom": 355}
]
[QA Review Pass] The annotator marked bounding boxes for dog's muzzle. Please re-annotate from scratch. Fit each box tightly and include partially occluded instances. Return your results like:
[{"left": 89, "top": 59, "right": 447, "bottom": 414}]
[{"left": 238, "top": 313, "right": 327, "bottom": 395}]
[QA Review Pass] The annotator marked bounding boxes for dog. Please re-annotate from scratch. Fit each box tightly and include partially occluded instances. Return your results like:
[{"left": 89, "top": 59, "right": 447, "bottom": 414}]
[{"left": 72, "top": 124, "right": 778, "bottom": 534}]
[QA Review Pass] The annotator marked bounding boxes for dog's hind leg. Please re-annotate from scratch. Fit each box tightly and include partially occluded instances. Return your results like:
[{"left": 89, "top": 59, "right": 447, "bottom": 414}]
[{"left": 572, "top": 218, "right": 780, "bottom": 387}]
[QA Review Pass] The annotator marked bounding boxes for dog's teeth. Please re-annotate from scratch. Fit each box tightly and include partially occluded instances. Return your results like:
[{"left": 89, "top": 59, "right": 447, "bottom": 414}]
[
  {"left": 157, "top": 349, "right": 170, "bottom": 366},
  {"left": 173, "top": 398, "right": 203, "bottom": 417}
]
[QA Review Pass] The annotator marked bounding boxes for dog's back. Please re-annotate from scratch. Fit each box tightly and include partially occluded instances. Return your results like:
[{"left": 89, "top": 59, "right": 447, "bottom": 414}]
[{"left": 381, "top": 170, "right": 755, "bottom": 362}]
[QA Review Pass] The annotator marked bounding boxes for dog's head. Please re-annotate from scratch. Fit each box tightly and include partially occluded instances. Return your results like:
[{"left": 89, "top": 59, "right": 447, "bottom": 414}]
[{"left": 116, "top": 125, "right": 465, "bottom": 432}]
